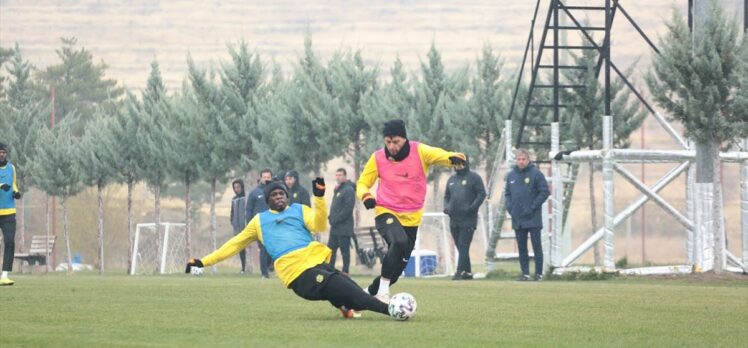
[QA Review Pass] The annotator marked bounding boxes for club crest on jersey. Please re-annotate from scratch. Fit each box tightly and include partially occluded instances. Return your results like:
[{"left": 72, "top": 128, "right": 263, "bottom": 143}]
[
  {"left": 336, "top": 192, "right": 340, "bottom": 197},
  {"left": 461, "top": 180, "right": 467, "bottom": 185},
  {"left": 524, "top": 178, "right": 530, "bottom": 184},
  {"left": 386, "top": 218, "right": 394, "bottom": 225},
  {"left": 293, "top": 193, "right": 298, "bottom": 198},
  {"left": 316, "top": 274, "right": 324, "bottom": 283}
]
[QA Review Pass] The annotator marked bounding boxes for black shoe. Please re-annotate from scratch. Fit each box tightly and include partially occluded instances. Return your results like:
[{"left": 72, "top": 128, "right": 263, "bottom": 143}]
[
  {"left": 517, "top": 274, "right": 531, "bottom": 281},
  {"left": 535, "top": 274, "right": 543, "bottom": 281},
  {"left": 452, "top": 271, "right": 463, "bottom": 280},
  {"left": 461, "top": 272, "right": 474, "bottom": 280}
]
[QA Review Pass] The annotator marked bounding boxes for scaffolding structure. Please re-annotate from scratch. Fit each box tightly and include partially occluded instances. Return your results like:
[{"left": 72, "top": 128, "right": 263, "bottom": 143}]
[{"left": 485, "top": 0, "right": 748, "bottom": 275}]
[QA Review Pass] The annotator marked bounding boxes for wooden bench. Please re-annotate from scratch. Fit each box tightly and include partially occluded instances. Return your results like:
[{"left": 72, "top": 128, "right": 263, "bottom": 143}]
[
  {"left": 351, "top": 226, "right": 388, "bottom": 269},
  {"left": 14, "top": 235, "right": 56, "bottom": 273}
]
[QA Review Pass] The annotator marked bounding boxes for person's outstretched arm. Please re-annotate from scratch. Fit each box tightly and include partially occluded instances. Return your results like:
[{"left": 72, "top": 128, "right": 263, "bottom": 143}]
[
  {"left": 304, "top": 178, "right": 328, "bottom": 233},
  {"left": 200, "top": 217, "right": 259, "bottom": 267}
]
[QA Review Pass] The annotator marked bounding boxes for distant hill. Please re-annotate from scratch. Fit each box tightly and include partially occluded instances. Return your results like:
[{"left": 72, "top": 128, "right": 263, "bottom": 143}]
[{"left": 3, "top": 0, "right": 742, "bottom": 91}]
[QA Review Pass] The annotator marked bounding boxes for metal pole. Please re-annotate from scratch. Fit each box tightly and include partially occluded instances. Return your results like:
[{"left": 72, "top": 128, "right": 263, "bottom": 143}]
[
  {"left": 553, "top": 0, "right": 560, "bottom": 123},
  {"left": 742, "top": 139, "right": 748, "bottom": 271},
  {"left": 602, "top": 115, "right": 615, "bottom": 270},
  {"left": 604, "top": 0, "right": 611, "bottom": 115},
  {"left": 551, "top": 122, "right": 563, "bottom": 267},
  {"left": 641, "top": 121, "right": 647, "bottom": 264}
]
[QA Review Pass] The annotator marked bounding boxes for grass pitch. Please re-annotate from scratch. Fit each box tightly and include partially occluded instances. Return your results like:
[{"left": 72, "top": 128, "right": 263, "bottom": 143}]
[{"left": 1, "top": 271, "right": 746, "bottom": 348}]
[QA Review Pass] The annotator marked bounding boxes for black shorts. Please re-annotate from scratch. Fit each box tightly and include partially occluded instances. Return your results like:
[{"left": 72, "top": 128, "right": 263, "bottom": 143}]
[{"left": 289, "top": 263, "right": 341, "bottom": 301}]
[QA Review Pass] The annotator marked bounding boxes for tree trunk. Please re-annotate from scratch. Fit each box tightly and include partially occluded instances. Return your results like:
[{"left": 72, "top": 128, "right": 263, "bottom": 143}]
[
  {"left": 154, "top": 183, "right": 162, "bottom": 274},
  {"left": 210, "top": 178, "right": 217, "bottom": 273},
  {"left": 588, "top": 161, "right": 601, "bottom": 266},
  {"left": 62, "top": 194, "right": 73, "bottom": 274},
  {"left": 45, "top": 194, "right": 51, "bottom": 273},
  {"left": 712, "top": 142, "right": 724, "bottom": 272},
  {"left": 17, "top": 195, "right": 24, "bottom": 253},
  {"left": 126, "top": 177, "right": 134, "bottom": 274},
  {"left": 97, "top": 181, "right": 105, "bottom": 274},
  {"left": 185, "top": 173, "right": 192, "bottom": 258}
]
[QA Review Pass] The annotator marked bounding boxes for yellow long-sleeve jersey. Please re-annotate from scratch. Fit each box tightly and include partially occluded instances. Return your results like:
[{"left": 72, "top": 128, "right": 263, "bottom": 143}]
[
  {"left": 200, "top": 196, "right": 329, "bottom": 288},
  {"left": 356, "top": 142, "right": 459, "bottom": 226}
]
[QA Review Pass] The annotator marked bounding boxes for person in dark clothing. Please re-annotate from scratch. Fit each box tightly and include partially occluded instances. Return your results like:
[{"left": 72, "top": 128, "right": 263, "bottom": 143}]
[
  {"left": 327, "top": 168, "right": 355, "bottom": 274},
  {"left": 504, "top": 149, "right": 549, "bottom": 281},
  {"left": 230, "top": 179, "right": 247, "bottom": 273},
  {"left": 443, "top": 156, "right": 486, "bottom": 280},
  {"left": 0, "top": 143, "right": 21, "bottom": 286},
  {"left": 245, "top": 168, "right": 274, "bottom": 278},
  {"left": 284, "top": 170, "right": 311, "bottom": 207}
]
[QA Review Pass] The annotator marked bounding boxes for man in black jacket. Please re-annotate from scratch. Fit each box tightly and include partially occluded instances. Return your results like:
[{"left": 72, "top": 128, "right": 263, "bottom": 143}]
[
  {"left": 230, "top": 179, "right": 247, "bottom": 273},
  {"left": 504, "top": 149, "right": 549, "bottom": 281},
  {"left": 285, "top": 170, "right": 311, "bottom": 207},
  {"left": 327, "top": 168, "right": 355, "bottom": 274},
  {"left": 443, "top": 156, "right": 486, "bottom": 280},
  {"left": 245, "top": 168, "right": 274, "bottom": 278}
]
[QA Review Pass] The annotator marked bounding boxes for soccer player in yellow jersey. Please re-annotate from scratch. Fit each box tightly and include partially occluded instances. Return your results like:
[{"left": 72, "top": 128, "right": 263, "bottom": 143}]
[
  {"left": 186, "top": 179, "right": 391, "bottom": 319},
  {"left": 357, "top": 120, "right": 466, "bottom": 301}
]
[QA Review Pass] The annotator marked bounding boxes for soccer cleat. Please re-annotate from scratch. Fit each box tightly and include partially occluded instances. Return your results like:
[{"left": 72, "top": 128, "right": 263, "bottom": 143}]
[
  {"left": 517, "top": 274, "right": 531, "bottom": 282},
  {"left": 452, "top": 271, "right": 463, "bottom": 280},
  {"left": 339, "top": 306, "right": 361, "bottom": 319},
  {"left": 375, "top": 292, "right": 390, "bottom": 304},
  {"left": 535, "top": 274, "right": 543, "bottom": 281},
  {"left": 461, "top": 272, "right": 474, "bottom": 280},
  {"left": 0, "top": 277, "right": 14, "bottom": 286}
]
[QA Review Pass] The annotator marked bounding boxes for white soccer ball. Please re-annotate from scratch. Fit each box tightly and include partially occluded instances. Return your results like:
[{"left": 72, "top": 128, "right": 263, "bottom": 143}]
[
  {"left": 388, "top": 292, "right": 417, "bottom": 321},
  {"left": 190, "top": 267, "right": 204, "bottom": 276}
]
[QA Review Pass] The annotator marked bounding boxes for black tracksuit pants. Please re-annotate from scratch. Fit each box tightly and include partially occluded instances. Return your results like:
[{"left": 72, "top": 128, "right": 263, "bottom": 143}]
[
  {"left": 0, "top": 214, "right": 16, "bottom": 272},
  {"left": 367, "top": 213, "right": 418, "bottom": 296}
]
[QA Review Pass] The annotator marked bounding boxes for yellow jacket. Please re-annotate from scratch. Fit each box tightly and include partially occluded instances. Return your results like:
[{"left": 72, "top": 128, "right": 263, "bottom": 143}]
[
  {"left": 200, "top": 196, "right": 329, "bottom": 288},
  {"left": 356, "top": 142, "right": 458, "bottom": 226}
]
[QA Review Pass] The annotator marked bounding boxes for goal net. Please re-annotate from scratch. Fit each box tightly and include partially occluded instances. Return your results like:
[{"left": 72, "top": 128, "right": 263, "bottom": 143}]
[
  {"left": 130, "top": 222, "right": 187, "bottom": 275},
  {"left": 408, "top": 212, "right": 455, "bottom": 277}
]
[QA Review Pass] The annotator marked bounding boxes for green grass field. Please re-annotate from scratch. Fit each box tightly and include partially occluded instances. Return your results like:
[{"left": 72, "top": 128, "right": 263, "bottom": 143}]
[{"left": 1, "top": 271, "right": 746, "bottom": 348}]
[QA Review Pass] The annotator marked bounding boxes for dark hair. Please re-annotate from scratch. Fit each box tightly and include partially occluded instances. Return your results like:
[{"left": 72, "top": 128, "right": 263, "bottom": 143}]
[
  {"left": 336, "top": 168, "right": 347, "bottom": 176},
  {"left": 260, "top": 168, "right": 273, "bottom": 176}
]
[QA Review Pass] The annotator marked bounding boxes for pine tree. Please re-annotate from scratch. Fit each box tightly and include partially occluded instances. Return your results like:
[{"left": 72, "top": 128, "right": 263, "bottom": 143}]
[
  {"left": 327, "top": 49, "right": 379, "bottom": 177},
  {"left": 135, "top": 62, "right": 173, "bottom": 272},
  {"left": 361, "top": 58, "right": 412, "bottom": 160},
  {"left": 1, "top": 45, "right": 49, "bottom": 248},
  {"left": 410, "top": 43, "right": 470, "bottom": 205},
  {"left": 646, "top": 3, "right": 747, "bottom": 272},
  {"left": 38, "top": 37, "right": 123, "bottom": 131},
  {"left": 77, "top": 113, "right": 120, "bottom": 273},
  {"left": 465, "top": 44, "right": 509, "bottom": 168},
  {"left": 107, "top": 93, "right": 145, "bottom": 273},
  {"left": 31, "top": 116, "right": 83, "bottom": 273},
  {"left": 187, "top": 55, "right": 237, "bottom": 258}
]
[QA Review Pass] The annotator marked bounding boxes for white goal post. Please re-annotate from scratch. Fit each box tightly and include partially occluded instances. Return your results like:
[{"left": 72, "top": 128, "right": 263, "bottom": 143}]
[{"left": 130, "top": 222, "right": 187, "bottom": 275}]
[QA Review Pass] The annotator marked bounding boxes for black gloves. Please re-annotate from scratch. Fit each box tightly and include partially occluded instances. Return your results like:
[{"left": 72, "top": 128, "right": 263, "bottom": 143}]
[
  {"left": 449, "top": 153, "right": 466, "bottom": 166},
  {"left": 0, "top": 183, "right": 9, "bottom": 191},
  {"left": 185, "top": 258, "right": 204, "bottom": 273},
  {"left": 362, "top": 193, "right": 376, "bottom": 210},
  {"left": 553, "top": 149, "right": 576, "bottom": 161},
  {"left": 312, "top": 177, "right": 325, "bottom": 197},
  {"left": 13, "top": 191, "right": 21, "bottom": 200}
]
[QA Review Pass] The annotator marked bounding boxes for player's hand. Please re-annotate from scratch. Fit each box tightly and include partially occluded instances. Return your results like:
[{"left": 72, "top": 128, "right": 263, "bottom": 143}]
[
  {"left": 185, "top": 258, "right": 204, "bottom": 274},
  {"left": 13, "top": 191, "right": 21, "bottom": 200},
  {"left": 362, "top": 193, "right": 376, "bottom": 210},
  {"left": 312, "top": 177, "right": 325, "bottom": 197},
  {"left": 0, "top": 183, "right": 9, "bottom": 192},
  {"left": 449, "top": 153, "right": 466, "bottom": 166}
]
